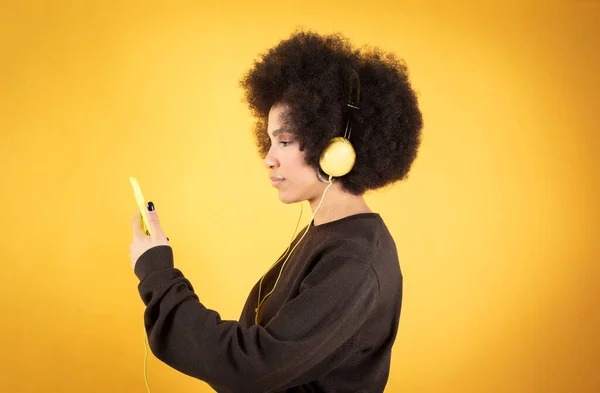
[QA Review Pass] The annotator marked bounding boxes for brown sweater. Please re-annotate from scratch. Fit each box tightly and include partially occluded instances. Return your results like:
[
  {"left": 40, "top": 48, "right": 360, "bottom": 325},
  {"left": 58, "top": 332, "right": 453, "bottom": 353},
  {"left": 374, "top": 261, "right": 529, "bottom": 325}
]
[{"left": 134, "top": 213, "right": 403, "bottom": 393}]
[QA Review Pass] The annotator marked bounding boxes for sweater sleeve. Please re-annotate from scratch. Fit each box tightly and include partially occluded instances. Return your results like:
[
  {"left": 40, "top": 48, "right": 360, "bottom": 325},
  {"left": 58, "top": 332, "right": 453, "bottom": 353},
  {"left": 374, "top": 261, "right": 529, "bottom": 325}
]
[{"left": 134, "top": 245, "right": 380, "bottom": 393}]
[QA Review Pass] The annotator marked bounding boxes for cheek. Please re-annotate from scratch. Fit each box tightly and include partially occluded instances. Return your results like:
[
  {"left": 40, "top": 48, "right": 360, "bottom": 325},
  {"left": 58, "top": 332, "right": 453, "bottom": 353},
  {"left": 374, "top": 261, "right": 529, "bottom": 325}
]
[
  {"left": 293, "top": 163, "right": 317, "bottom": 185},
  {"left": 280, "top": 149, "right": 316, "bottom": 182},
  {"left": 287, "top": 154, "right": 310, "bottom": 172}
]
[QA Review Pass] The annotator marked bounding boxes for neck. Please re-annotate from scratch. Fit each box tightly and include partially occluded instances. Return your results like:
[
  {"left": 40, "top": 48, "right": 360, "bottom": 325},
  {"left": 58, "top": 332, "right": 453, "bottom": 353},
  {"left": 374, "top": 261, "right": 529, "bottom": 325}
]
[{"left": 308, "top": 181, "right": 372, "bottom": 226}]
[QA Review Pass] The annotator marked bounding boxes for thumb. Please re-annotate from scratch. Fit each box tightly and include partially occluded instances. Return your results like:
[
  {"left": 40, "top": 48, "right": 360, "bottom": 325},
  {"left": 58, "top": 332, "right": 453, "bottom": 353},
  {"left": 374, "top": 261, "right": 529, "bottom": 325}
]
[{"left": 146, "top": 201, "right": 167, "bottom": 239}]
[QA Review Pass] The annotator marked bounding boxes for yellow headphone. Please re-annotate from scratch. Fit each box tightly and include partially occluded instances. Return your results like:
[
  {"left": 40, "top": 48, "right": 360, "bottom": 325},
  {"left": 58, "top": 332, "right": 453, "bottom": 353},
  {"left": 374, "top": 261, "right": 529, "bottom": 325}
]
[
  {"left": 318, "top": 69, "right": 361, "bottom": 178},
  {"left": 254, "top": 70, "right": 361, "bottom": 325}
]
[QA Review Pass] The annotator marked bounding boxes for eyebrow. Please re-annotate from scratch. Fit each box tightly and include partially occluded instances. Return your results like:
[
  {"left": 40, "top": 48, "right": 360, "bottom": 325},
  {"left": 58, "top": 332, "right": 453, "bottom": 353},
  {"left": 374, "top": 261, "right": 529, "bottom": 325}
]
[{"left": 271, "top": 128, "right": 294, "bottom": 137}]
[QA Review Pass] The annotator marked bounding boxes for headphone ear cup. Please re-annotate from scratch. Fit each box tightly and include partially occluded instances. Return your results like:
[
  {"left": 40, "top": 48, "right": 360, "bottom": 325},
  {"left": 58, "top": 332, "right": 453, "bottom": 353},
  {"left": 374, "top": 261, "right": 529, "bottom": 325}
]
[{"left": 319, "top": 137, "right": 356, "bottom": 177}]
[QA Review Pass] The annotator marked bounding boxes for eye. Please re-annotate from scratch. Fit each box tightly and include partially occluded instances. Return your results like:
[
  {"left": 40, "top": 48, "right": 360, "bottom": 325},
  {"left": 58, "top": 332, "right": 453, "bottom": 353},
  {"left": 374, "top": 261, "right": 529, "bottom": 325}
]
[{"left": 279, "top": 140, "right": 294, "bottom": 147}]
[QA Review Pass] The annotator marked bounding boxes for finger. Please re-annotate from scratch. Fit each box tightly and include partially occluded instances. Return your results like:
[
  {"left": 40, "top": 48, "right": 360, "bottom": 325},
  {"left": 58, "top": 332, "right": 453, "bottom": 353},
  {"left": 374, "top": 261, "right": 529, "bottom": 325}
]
[
  {"left": 146, "top": 201, "right": 167, "bottom": 239},
  {"left": 132, "top": 208, "right": 145, "bottom": 238}
]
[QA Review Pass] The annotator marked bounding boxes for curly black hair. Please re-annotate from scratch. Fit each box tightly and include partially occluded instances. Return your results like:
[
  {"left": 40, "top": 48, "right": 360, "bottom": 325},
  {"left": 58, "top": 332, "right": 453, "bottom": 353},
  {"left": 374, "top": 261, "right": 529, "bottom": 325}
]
[{"left": 239, "top": 29, "right": 423, "bottom": 195}]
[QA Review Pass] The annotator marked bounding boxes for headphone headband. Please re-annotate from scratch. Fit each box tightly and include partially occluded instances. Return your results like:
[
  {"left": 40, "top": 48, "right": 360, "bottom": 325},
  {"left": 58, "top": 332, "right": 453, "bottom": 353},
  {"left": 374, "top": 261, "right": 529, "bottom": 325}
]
[
  {"left": 347, "top": 69, "right": 361, "bottom": 110},
  {"left": 343, "top": 69, "right": 360, "bottom": 140}
]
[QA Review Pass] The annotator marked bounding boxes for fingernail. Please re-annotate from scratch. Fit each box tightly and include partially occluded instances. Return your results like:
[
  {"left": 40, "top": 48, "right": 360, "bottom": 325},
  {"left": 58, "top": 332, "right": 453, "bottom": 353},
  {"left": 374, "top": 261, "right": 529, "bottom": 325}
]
[{"left": 147, "top": 201, "right": 155, "bottom": 211}]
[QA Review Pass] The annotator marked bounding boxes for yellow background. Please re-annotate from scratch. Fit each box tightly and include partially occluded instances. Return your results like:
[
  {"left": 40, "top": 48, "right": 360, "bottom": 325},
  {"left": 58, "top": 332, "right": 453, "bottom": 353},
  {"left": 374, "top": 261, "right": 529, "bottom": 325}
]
[{"left": 1, "top": 0, "right": 598, "bottom": 392}]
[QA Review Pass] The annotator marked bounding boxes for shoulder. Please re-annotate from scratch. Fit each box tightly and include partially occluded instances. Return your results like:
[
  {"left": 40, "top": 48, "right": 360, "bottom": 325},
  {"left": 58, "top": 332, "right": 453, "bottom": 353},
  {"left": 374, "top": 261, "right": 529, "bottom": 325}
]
[
  {"left": 311, "top": 213, "right": 394, "bottom": 263},
  {"left": 299, "top": 213, "right": 395, "bottom": 277},
  {"left": 304, "top": 213, "right": 401, "bottom": 289}
]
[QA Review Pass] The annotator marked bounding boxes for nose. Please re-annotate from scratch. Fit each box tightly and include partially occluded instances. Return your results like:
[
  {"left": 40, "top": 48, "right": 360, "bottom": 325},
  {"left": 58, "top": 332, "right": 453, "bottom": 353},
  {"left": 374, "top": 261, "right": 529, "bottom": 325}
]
[{"left": 264, "top": 146, "right": 279, "bottom": 169}]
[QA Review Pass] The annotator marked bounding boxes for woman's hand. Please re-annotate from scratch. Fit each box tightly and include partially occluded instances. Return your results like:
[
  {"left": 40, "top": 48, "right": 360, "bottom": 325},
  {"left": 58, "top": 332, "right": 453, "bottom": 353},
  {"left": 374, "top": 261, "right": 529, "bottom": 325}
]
[{"left": 130, "top": 202, "right": 170, "bottom": 269}]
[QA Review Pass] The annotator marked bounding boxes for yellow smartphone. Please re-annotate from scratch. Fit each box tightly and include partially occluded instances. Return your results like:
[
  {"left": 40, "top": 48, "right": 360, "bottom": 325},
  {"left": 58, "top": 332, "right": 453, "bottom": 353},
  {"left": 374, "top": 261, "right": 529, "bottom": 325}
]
[{"left": 129, "top": 176, "right": 152, "bottom": 236}]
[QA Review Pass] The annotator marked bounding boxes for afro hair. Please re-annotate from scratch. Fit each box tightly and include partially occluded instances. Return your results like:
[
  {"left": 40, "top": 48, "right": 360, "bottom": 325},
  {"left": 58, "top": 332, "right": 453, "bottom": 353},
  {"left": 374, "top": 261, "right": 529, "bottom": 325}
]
[{"left": 239, "top": 29, "right": 423, "bottom": 195}]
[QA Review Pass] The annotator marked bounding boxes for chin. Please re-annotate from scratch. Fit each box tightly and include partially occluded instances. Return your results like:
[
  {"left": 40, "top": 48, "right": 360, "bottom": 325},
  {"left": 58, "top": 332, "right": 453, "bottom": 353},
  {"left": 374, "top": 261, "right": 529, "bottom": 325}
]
[
  {"left": 278, "top": 194, "right": 299, "bottom": 204},
  {"left": 277, "top": 190, "right": 304, "bottom": 204}
]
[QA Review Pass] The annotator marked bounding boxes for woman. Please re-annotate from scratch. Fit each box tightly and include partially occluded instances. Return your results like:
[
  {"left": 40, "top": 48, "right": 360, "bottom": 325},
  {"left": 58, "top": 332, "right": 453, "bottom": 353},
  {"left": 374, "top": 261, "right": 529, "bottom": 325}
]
[{"left": 130, "top": 29, "right": 423, "bottom": 393}]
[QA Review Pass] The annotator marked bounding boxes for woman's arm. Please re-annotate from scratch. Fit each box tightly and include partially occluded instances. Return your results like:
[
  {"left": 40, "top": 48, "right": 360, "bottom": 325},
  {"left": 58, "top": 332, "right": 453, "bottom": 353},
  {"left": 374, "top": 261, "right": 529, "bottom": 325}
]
[{"left": 134, "top": 245, "right": 380, "bottom": 393}]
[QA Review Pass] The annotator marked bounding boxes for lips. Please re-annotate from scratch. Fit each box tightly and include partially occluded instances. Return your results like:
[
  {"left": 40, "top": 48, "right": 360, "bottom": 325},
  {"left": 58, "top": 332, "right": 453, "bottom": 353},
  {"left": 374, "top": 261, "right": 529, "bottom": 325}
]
[{"left": 270, "top": 175, "right": 285, "bottom": 187}]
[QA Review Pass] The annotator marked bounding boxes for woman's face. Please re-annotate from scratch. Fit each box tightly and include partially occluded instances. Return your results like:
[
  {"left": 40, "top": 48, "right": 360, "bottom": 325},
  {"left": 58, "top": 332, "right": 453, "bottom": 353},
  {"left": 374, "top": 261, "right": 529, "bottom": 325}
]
[{"left": 264, "top": 103, "right": 324, "bottom": 204}]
